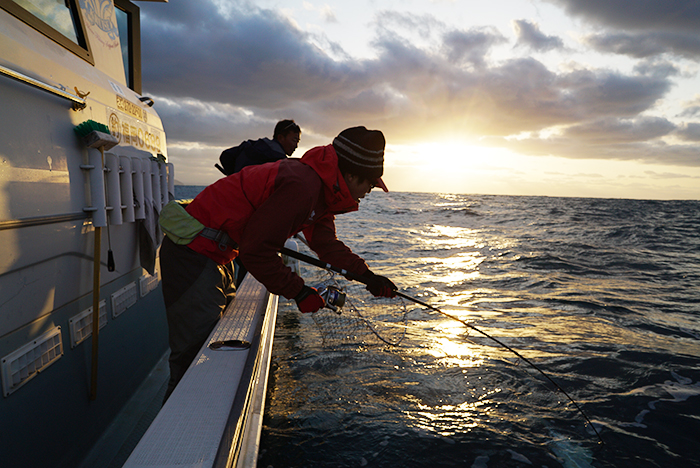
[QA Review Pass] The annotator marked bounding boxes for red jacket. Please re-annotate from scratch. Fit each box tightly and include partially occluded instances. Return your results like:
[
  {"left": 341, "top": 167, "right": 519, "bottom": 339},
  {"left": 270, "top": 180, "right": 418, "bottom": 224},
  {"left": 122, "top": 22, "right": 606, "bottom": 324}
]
[{"left": 185, "top": 144, "right": 369, "bottom": 299}]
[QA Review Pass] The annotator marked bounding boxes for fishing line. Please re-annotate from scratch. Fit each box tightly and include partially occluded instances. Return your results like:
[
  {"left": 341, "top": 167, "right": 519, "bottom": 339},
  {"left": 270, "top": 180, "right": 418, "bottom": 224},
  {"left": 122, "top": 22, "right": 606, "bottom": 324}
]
[{"left": 280, "top": 246, "right": 605, "bottom": 444}]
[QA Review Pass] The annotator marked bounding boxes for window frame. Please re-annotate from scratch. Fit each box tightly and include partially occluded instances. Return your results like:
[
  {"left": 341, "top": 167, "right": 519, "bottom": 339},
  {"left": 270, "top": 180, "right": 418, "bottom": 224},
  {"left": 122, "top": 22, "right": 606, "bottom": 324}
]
[
  {"left": 114, "top": 0, "right": 141, "bottom": 94},
  {"left": 0, "top": 0, "right": 94, "bottom": 65}
]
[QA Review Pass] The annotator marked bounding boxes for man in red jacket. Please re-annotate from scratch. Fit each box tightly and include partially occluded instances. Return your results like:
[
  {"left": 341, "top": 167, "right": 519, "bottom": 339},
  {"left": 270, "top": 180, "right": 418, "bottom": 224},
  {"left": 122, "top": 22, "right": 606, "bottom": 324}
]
[{"left": 159, "top": 126, "right": 396, "bottom": 399}]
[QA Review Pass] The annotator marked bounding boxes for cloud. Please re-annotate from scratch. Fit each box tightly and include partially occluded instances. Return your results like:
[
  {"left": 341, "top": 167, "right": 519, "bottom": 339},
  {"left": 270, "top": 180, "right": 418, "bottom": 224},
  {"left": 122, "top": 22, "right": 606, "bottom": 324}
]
[
  {"left": 303, "top": 2, "right": 338, "bottom": 23},
  {"left": 483, "top": 130, "right": 700, "bottom": 167},
  {"left": 372, "top": 10, "right": 447, "bottom": 41},
  {"left": 584, "top": 31, "right": 700, "bottom": 59},
  {"left": 141, "top": 2, "right": 362, "bottom": 109},
  {"left": 442, "top": 27, "right": 507, "bottom": 66},
  {"left": 553, "top": 67, "right": 671, "bottom": 117},
  {"left": 549, "top": 0, "right": 700, "bottom": 58},
  {"left": 155, "top": 98, "right": 272, "bottom": 146},
  {"left": 562, "top": 116, "right": 676, "bottom": 143},
  {"left": 643, "top": 170, "right": 700, "bottom": 179},
  {"left": 632, "top": 60, "right": 680, "bottom": 79},
  {"left": 364, "top": 36, "right": 674, "bottom": 137},
  {"left": 679, "top": 95, "right": 700, "bottom": 117},
  {"left": 512, "top": 20, "right": 564, "bottom": 52},
  {"left": 320, "top": 5, "right": 338, "bottom": 23},
  {"left": 675, "top": 122, "right": 700, "bottom": 142},
  {"left": 137, "top": 0, "right": 699, "bottom": 184},
  {"left": 139, "top": 2, "right": 674, "bottom": 135},
  {"left": 545, "top": 0, "right": 700, "bottom": 33}
]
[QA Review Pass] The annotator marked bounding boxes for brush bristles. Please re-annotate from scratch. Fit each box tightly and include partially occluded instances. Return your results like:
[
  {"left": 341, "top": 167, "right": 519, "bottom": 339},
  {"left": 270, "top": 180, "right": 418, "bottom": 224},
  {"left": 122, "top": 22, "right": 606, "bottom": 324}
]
[{"left": 74, "top": 120, "right": 111, "bottom": 138}]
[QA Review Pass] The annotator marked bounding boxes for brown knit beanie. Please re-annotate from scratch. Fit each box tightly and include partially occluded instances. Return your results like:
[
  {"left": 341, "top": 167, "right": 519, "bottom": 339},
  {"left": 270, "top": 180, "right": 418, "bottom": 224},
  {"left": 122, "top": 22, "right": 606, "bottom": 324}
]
[{"left": 333, "top": 127, "right": 386, "bottom": 186}]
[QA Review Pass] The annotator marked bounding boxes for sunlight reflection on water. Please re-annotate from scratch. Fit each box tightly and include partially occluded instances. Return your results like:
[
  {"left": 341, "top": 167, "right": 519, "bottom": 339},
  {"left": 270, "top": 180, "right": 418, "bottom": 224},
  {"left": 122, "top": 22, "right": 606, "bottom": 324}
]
[
  {"left": 259, "top": 193, "right": 700, "bottom": 468},
  {"left": 424, "top": 336, "right": 485, "bottom": 368}
]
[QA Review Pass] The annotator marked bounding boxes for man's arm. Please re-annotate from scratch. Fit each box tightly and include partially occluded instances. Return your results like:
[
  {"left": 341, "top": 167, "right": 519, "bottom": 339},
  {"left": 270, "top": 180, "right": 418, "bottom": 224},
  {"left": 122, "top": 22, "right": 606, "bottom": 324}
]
[
  {"left": 302, "top": 216, "right": 369, "bottom": 275},
  {"left": 237, "top": 174, "right": 318, "bottom": 299}
]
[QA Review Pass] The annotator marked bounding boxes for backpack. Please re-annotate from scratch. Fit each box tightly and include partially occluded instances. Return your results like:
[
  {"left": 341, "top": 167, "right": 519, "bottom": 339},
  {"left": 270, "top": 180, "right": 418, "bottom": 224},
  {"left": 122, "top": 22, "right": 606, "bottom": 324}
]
[
  {"left": 216, "top": 140, "right": 253, "bottom": 176},
  {"left": 216, "top": 138, "right": 286, "bottom": 176}
]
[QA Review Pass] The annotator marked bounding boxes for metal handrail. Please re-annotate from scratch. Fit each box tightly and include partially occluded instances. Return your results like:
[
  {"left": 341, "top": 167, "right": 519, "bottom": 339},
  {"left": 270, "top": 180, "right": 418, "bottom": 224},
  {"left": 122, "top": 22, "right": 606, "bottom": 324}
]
[
  {"left": 0, "top": 63, "right": 86, "bottom": 110},
  {"left": 0, "top": 212, "right": 89, "bottom": 231}
]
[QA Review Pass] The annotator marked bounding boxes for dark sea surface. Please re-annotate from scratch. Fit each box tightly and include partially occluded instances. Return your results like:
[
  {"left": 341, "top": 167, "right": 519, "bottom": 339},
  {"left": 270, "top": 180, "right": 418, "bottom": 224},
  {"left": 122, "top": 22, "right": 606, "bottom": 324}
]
[{"left": 176, "top": 187, "right": 700, "bottom": 468}]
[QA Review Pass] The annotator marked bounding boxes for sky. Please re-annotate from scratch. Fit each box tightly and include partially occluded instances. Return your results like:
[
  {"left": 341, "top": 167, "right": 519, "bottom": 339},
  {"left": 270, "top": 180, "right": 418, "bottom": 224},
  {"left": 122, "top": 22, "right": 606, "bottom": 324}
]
[{"left": 138, "top": 0, "right": 700, "bottom": 200}]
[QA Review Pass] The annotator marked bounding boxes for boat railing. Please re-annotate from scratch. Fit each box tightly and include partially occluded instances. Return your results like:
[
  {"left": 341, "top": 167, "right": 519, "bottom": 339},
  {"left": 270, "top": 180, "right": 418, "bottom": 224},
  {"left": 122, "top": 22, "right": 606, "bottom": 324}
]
[
  {"left": 0, "top": 63, "right": 86, "bottom": 110},
  {"left": 123, "top": 275, "right": 278, "bottom": 468}
]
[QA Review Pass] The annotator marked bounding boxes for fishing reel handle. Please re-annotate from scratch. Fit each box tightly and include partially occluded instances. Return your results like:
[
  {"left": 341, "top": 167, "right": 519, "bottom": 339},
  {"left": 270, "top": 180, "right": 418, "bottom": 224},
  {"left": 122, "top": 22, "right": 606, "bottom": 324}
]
[{"left": 317, "top": 285, "right": 346, "bottom": 312}]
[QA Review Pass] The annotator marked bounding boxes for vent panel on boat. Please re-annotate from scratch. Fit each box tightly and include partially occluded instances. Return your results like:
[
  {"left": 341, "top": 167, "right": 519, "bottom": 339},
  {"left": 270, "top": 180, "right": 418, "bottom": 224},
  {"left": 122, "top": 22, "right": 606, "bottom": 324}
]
[
  {"left": 139, "top": 271, "right": 159, "bottom": 297},
  {"left": 112, "top": 282, "right": 138, "bottom": 318},
  {"left": 69, "top": 300, "right": 108, "bottom": 348},
  {"left": 1, "top": 327, "right": 63, "bottom": 397}
]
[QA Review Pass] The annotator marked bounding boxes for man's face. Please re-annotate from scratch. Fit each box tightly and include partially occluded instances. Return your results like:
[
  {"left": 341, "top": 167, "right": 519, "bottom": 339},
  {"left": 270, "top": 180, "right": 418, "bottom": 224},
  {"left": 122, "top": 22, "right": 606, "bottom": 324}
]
[
  {"left": 343, "top": 173, "right": 374, "bottom": 203},
  {"left": 277, "top": 132, "right": 301, "bottom": 156}
]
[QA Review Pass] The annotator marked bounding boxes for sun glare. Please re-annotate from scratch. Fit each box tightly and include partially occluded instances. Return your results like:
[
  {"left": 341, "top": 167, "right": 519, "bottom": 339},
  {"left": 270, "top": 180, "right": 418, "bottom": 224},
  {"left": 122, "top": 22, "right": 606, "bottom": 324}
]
[
  {"left": 407, "top": 141, "right": 488, "bottom": 170},
  {"left": 384, "top": 140, "right": 700, "bottom": 199},
  {"left": 384, "top": 141, "right": 523, "bottom": 195}
]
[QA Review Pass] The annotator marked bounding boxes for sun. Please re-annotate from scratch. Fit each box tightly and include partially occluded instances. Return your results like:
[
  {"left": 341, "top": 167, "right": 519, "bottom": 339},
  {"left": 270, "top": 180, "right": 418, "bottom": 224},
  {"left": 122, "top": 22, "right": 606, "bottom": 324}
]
[{"left": 383, "top": 140, "right": 518, "bottom": 194}]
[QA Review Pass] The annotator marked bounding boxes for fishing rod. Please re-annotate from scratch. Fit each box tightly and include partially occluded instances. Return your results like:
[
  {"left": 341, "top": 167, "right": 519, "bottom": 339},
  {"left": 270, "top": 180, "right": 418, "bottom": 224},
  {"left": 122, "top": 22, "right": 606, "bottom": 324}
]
[{"left": 280, "top": 246, "right": 604, "bottom": 444}]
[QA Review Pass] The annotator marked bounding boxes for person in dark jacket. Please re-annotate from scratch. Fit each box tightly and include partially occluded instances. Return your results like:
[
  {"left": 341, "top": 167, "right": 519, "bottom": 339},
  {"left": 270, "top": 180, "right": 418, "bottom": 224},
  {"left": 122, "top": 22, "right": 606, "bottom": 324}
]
[
  {"left": 159, "top": 126, "right": 395, "bottom": 400},
  {"left": 217, "top": 119, "right": 301, "bottom": 175}
]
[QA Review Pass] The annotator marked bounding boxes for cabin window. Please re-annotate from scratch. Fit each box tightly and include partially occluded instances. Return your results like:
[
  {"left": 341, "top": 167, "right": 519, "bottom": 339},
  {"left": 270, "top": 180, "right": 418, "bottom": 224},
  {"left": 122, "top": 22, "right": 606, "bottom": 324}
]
[
  {"left": 13, "top": 0, "right": 79, "bottom": 41},
  {"left": 114, "top": 0, "right": 141, "bottom": 94},
  {"left": 1, "top": 0, "right": 93, "bottom": 64}
]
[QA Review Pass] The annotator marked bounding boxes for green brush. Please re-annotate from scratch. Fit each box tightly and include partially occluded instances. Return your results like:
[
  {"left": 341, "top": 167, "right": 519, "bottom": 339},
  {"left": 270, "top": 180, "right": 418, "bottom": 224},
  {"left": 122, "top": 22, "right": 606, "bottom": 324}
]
[{"left": 74, "top": 120, "right": 118, "bottom": 150}]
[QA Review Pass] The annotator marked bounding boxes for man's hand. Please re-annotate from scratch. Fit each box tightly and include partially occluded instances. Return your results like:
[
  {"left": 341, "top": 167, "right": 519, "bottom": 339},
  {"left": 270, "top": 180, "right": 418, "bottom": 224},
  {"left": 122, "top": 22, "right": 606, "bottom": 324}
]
[
  {"left": 362, "top": 270, "right": 397, "bottom": 298},
  {"left": 294, "top": 285, "right": 325, "bottom": 313}
]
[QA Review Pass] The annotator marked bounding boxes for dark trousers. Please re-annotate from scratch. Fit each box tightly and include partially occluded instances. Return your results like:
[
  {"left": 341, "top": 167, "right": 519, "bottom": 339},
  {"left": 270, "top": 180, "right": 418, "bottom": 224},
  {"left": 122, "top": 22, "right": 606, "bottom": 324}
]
[{"left": 159, "top": 237, "right": 236, "bottom": 402}]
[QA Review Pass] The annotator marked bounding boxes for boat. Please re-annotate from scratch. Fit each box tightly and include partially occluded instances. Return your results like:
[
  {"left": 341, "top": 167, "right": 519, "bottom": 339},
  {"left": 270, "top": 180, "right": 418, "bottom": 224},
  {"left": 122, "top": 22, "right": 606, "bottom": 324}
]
[{"left": 0, "top": 2, "right": 279, "bottom": 467}]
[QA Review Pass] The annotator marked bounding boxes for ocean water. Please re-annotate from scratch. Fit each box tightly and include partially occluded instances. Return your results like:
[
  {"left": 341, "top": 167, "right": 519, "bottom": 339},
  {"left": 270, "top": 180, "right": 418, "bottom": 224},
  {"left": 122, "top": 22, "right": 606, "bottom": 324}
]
[{"left": 175, "top": 187, "right": 700, "bottom": 467}]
